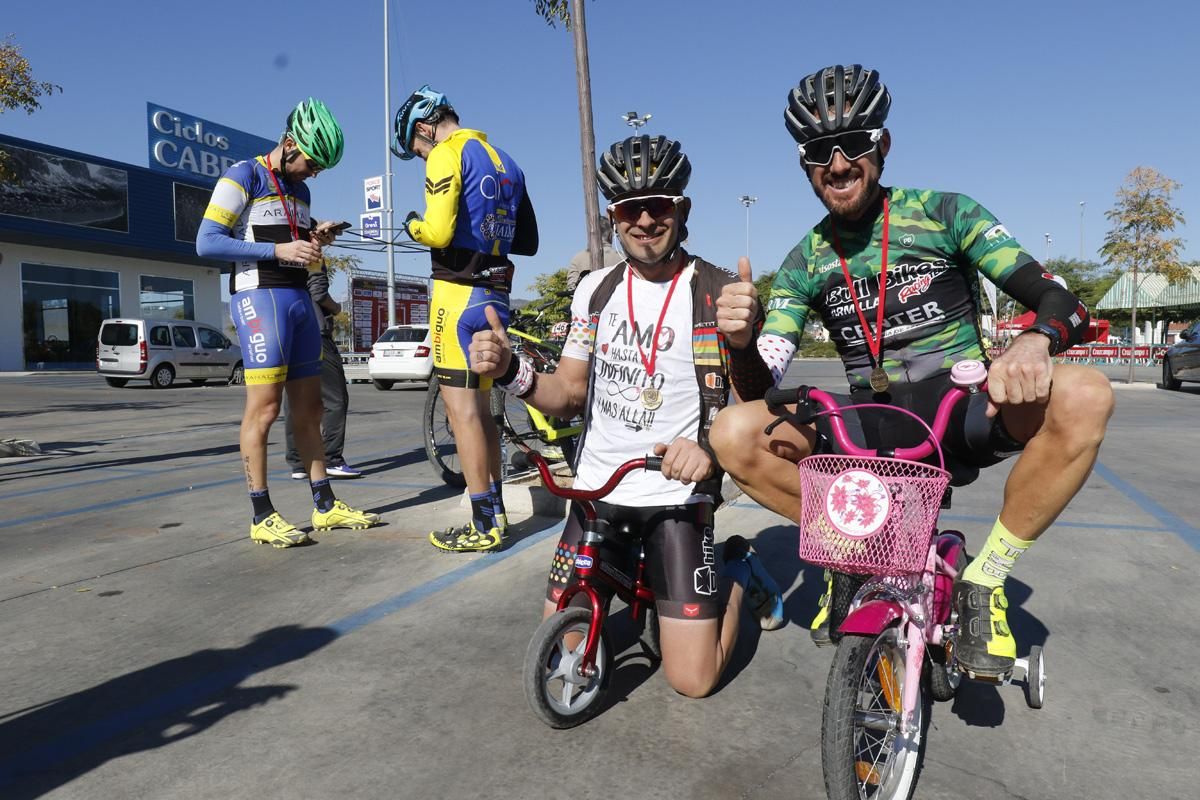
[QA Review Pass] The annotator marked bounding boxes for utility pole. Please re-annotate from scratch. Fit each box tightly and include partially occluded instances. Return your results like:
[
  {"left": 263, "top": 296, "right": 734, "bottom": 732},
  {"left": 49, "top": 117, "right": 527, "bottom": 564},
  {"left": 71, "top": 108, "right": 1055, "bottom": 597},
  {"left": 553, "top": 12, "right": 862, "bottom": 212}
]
[
  {"left": 571, "top": 0, "right": 602, "bottom": 277},
  {"left": 738, "top": 195, "right": 757, "bottom": 261},
  {"left": 1043, "top": 232, "right": 1053, "bottom": 264},
  {"left": 1079, "top": 201, "right": 1086, "bottom": 262},
  {"left": 383, "top": 0, "right": 396, "bottom": 328}
]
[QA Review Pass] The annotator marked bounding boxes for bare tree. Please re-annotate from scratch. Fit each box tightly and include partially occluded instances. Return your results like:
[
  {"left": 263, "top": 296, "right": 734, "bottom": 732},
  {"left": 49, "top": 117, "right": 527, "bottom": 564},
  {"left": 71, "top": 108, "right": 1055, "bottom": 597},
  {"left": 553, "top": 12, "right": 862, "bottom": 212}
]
[{"left": 1100, "top": 166, "right": 1186, "bottom": 383}]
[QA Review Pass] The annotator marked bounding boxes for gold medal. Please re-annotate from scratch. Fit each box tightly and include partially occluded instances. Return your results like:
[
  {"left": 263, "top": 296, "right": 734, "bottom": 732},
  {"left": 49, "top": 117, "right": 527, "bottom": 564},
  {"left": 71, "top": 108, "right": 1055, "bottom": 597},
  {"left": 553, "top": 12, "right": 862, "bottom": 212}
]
[
  {"left": 869, "top": 366, "right": 890, "bottom": 394},
  {"left": 641, "top": 387, "right": 663, "bottom": 410}
]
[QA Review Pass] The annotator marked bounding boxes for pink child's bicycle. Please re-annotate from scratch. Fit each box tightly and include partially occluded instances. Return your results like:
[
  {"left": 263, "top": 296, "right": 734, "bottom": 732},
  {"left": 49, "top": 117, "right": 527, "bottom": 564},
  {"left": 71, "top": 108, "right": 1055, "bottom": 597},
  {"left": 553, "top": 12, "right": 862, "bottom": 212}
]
[{"left": 763, "top": 360, "right": 1045, "bottom": 800}]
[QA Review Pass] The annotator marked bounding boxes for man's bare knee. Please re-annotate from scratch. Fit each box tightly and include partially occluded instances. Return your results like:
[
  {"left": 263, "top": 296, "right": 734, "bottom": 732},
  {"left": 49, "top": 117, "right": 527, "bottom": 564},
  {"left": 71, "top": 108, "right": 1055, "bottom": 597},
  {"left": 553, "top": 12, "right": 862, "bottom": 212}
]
[{"left": 663, "top": 663, "right": 718, "bottom": 699}]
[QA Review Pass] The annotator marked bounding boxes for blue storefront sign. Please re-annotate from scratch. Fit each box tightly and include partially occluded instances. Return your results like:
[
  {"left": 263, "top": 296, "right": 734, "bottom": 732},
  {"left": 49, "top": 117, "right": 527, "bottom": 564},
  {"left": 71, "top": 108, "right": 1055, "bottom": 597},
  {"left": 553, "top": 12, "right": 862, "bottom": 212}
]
[{"left": 146, "top": 103, "right": 276, "bottom": 183}]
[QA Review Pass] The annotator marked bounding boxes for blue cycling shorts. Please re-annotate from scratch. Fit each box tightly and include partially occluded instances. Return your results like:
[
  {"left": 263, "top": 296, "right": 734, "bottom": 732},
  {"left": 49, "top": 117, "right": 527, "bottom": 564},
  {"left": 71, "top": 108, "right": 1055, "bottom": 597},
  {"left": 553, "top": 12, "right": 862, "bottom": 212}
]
[
  {"left": 231, "top": 287, "right": 322, "bottom": 385},
  {"left": 430, "top": 279, "right": 510, "bottom": 390}
]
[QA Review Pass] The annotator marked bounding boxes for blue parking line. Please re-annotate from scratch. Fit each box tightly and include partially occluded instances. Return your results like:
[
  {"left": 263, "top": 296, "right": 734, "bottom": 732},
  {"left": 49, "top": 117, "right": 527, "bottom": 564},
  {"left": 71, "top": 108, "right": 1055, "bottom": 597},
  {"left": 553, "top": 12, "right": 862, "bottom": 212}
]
[
  {"left": 1093, "top": 461, "right": 1200, "bottom": 552},
  {"left": 0, "top": 518, "right": 567, "bottom": 788}
]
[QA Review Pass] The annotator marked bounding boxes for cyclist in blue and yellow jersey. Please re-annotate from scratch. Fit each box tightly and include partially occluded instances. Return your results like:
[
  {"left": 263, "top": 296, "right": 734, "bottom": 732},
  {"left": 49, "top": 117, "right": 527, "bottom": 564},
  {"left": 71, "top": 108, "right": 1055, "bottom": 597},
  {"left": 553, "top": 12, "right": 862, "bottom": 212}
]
[
  {"left": 197, "top": 98, "right": 378, "bottom": 548},
  {"left": 710, "top": 65, "right": 1113, "bottom": 679},
  {"left": 392, "top": 84, "right": 539, "bottom": 553}
]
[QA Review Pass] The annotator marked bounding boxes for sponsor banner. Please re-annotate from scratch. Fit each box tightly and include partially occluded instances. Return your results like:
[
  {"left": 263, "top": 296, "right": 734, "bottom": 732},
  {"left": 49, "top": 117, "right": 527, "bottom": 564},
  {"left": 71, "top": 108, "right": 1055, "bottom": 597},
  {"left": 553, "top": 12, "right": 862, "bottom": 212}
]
[
  {"left": 350, "top": 275, "right": 430, "bottom": 350},
  {"left": 364, "top": 176, "right": 383, "bottom": 211},
  {"left": 147, "top": 102, "right": 274, "bottom": 182},
  {"left": 360, "top": 212, "right": 383, "bottom": 240},
  {"left": 989, "top": 345, "right": 1168, "bottom": 362}
]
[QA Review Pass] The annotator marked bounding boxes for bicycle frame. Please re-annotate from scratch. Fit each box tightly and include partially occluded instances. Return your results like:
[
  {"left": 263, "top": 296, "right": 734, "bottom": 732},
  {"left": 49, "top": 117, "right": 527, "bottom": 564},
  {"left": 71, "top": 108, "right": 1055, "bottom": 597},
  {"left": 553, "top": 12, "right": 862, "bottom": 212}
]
[
  {"left": 506, "top": 328, "right": 582, "bottom": 443},
  {"left": 525, "top": 449, "right": 661, "bottom": 678}
]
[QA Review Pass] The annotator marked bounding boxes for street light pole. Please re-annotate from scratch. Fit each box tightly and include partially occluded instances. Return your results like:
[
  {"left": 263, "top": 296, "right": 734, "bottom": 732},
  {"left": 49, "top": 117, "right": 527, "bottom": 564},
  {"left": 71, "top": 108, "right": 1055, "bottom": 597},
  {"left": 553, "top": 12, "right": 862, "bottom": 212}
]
[
  {"left": 738, "top": 195, "right": 757, "bottom": 261},
  {"left": 1079, "top": 201, "right": 1086, "bottom": 262},
  {"left": 1043, "top": 232, "right": 1053, "bottom": 264},
  {"left": 383, "top": 0, "right": 396, "bottom": 329},
  {"left": 622, "top": 111, "right": 652, "bottom": 132}
]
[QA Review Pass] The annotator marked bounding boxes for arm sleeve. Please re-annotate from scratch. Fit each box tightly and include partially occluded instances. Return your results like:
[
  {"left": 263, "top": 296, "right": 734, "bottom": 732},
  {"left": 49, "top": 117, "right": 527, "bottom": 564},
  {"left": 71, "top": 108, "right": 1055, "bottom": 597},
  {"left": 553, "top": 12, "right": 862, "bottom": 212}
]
[
  {"left": 947, "top": 192, "right": 1089, "bottom": 353},
  {"left": 408, "top": 144, "right": 460, "bottom": 249},
  {"left": 560, "top": 272, "right": 599, "bottom": 363},
  {"left": 510, "top": 189, "right": 538, "bottom": 256},
  {"left": 308, "top": 268, "right": 334, "bottom": 307},
  {"left": 195, "top": 170, "right": 276, "bottom": 262}
]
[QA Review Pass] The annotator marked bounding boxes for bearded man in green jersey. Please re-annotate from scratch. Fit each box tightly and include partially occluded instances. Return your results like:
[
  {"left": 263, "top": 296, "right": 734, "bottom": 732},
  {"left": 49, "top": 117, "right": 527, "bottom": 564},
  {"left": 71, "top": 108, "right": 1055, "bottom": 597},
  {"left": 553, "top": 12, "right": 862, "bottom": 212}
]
[{"left": 710, "top": 64, "right": 1113, "bottom": 679}]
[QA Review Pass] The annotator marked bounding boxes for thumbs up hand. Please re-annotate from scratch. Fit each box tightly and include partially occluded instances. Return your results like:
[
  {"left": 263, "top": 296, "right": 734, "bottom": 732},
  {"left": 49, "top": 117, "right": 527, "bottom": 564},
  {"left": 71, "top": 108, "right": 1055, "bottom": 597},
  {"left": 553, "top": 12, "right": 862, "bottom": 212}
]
[
  {"left": 469, "top": 304, "right": 513, "bottom": 379},
  {"left": 717, "top": 256, "right": 760, "bottom": 350}
]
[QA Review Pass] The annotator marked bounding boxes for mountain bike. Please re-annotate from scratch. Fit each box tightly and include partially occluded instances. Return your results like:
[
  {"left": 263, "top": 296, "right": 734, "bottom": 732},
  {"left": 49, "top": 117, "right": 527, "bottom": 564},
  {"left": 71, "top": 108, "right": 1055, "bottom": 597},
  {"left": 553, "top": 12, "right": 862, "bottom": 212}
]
[
  {"left": 763, "top": 360, "right": 1045, "bottom": 800},
  {"left": 519, "top": 445, "right": 663, "bottom": 728},
  {"left": 423, "top": 298, "right": 582, "bottom": 487}
]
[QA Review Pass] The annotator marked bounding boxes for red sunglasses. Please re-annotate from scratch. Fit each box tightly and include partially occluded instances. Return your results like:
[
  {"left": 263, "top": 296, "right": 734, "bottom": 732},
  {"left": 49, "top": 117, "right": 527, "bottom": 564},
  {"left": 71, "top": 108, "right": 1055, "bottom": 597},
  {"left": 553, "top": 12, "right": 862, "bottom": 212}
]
[{"left": 607, "top": 195, "right": 684, "bottom": 225}]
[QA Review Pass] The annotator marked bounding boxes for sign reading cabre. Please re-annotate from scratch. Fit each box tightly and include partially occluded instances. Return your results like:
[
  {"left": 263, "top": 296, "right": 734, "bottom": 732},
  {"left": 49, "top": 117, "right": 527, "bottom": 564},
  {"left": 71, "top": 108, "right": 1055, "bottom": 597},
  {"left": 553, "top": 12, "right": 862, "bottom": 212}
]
[{"left": 146, "top": 102, "right": 276, "bottom": 182}]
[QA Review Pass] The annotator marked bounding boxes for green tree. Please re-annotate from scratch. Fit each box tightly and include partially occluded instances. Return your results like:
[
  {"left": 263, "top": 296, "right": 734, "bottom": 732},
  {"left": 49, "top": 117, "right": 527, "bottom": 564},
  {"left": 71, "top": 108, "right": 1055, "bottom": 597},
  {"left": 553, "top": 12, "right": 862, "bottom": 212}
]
[
  {"left": 530, "top": 0, "right": 571, "bottom": 27},
  {"left": 1, "top": 35, "right": 61, "bottom": 181},
  {"left": 754, "top": 269, "right": 777, "bottom": 304},
  {"left": 1100, "top": 166, "right": 1187, "bottom": 381},
  {"left": 513, "top": 269, "right": 571, "bottom": 339},
  {"left": 1042, "top": 257, "right": 1120, "bottom": 313},
  {"left": 323, "top": 252, "right": 361, "bottom": 277}
]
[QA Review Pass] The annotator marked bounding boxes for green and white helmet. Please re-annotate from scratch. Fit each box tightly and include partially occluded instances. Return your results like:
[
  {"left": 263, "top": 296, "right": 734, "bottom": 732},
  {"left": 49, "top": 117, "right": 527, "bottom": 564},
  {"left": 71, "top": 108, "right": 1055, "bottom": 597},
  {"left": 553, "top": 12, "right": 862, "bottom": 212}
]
[{"left": 286, "top": 98, "right": 345, "bottom": 169}]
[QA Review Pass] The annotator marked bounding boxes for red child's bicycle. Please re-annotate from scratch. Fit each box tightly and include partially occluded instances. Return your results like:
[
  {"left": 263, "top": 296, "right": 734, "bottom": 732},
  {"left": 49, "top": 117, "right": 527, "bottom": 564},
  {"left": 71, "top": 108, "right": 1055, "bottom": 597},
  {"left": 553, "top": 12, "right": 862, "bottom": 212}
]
[
  {"left": 520, "top": 449, "right": 665, "bottom": 729},
  {"left": 764, "top": 360, "right": 1045, "bottom": 800}
]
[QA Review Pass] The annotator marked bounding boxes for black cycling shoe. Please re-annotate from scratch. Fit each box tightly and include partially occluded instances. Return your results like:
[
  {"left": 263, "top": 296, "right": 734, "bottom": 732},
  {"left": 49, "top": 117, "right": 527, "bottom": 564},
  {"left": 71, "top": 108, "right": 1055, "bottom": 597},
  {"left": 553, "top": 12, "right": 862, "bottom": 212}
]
[{"left": 952, "top": 580, "right": 1017, "bottom": 679}]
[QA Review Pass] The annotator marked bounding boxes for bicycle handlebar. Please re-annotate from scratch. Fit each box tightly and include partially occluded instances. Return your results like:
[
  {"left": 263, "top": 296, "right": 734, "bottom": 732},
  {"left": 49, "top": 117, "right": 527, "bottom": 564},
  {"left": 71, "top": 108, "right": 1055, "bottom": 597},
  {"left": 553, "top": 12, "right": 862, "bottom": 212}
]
[
  {"left": 764, "top": 360, "right": 990, "bottom": 461},
  {"left": 524, "top": 450, "right": 661, "bottom": 502}
]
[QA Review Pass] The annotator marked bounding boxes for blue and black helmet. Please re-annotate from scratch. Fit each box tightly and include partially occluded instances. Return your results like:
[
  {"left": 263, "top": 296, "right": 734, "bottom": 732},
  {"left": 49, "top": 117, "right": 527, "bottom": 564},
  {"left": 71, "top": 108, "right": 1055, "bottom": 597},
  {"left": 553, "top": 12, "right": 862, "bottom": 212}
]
[{"left": 391, "top": 85, "right": 453, "bottom": 160}]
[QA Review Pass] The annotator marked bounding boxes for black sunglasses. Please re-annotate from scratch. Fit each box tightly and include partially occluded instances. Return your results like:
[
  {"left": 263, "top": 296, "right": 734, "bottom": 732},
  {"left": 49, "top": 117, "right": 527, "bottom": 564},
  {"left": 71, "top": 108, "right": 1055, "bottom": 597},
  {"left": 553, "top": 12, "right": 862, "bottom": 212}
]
[
  {"left": 607, "top": 195, "right": 684, "bottom": 225},
  {"left": 798, "top": 128, "right": 883, "bottom": 167}
]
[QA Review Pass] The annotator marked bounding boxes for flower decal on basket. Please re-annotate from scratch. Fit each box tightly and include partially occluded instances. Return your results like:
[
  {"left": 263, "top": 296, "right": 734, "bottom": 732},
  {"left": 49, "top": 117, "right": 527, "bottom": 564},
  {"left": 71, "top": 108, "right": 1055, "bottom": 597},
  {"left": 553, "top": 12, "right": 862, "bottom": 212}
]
[{"left": 824, "top": 469, "right": 890, "bottom": 539}]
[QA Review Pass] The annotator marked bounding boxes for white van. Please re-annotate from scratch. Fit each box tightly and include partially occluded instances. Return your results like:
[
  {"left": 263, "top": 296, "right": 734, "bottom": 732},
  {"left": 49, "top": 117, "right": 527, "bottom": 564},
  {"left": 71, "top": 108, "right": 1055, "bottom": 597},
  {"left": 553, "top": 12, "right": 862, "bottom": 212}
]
[{"left": 97, "top": 318, "right": 244, "bottom": 388}]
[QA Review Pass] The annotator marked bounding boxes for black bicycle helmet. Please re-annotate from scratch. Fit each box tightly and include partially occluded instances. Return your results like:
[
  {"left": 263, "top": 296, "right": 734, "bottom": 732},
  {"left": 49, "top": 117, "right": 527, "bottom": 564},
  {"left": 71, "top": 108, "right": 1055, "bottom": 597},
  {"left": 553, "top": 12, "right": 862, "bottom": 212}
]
[
  {"left": 784, "top": 64, "right": 891, "bottom": 143},
  {"left": 597, "top": 135, "right": 691, "bottom": 201}
]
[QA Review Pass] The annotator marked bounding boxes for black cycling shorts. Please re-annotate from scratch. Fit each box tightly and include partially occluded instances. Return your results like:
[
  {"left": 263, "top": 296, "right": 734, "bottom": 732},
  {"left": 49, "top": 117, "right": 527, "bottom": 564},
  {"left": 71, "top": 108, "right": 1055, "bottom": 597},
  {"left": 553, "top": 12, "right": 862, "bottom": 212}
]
[
  {"left": 546, "top": 500, "right": 720, "bottom": 620},
  {"left": 819, "top": 374, "right": 1027, "bottom": 487}
]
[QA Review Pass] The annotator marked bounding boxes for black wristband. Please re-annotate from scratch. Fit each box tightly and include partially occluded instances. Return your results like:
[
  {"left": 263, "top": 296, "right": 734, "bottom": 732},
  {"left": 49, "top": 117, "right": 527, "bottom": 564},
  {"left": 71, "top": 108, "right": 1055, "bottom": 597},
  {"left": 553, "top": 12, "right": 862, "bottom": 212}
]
[{"left": 496, "top": 355, "right": 520, "bottom": 386}]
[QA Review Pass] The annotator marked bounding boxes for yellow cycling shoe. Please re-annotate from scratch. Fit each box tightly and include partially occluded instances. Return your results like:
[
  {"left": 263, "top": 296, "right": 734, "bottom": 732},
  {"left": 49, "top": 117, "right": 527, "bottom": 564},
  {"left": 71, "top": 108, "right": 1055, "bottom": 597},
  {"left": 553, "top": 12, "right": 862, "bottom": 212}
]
[
  {"left": 312, "top": 500, "right": 380, "bottom": 532},
  {"left": 953, "top": 580, "right": 1017, "bottom": 678},
  {"left": 429, "top": 521, "right": 503, "bottom": 553},
  {"left": 250, "top": 513, "right": 310, "bottom": 548},
  {"left": 810, "top": 569, "right": 833, "bottom": 646}
]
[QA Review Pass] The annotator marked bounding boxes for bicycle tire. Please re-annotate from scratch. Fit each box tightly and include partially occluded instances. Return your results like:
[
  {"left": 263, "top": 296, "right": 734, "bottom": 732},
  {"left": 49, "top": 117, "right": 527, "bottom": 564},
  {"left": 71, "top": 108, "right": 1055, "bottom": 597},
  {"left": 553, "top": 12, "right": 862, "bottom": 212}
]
[
  {"left": 822, "top": 626, "right": 929, "bottom": 800},
  {"left": 490, "top": 386, "right": 579, "bottom": 473},
  {"left": 524, "top": 607, "right": 612, "bottom": 729},
  {"left": 423, "top": 382, "right": 466, "bottom": 488}
]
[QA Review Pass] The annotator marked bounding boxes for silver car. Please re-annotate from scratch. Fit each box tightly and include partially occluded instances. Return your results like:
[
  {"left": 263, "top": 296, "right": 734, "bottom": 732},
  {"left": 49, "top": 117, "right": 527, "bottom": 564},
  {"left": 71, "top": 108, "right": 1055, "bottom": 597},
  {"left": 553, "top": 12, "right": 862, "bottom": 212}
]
[
  {"left": 97, "top": 318, "right": 244, "bottom": 388},
  {"left": 1162, "top": 321, "right": 1200, "bottom": 390}
]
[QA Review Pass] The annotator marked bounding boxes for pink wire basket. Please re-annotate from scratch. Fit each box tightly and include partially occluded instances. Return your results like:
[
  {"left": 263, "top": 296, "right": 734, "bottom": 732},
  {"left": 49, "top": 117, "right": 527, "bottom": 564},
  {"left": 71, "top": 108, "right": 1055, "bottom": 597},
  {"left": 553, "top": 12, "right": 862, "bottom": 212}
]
[{"left": 798, "top": 454, "right": 950, "bottom": 576}]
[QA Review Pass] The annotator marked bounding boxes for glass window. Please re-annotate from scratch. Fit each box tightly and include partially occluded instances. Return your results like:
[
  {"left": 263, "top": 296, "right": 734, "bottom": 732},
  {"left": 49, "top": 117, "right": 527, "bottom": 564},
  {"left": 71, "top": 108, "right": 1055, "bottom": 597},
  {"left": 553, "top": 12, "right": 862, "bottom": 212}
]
[
  {"left": 378, "top": 327, "right": 429, "bottom": 343},
  {"left": 172, "top": 326, "right": 196, "bottom": 348},
  {"left": 141, "top": 275, "right": 195, "bottom": 320},
  {"left": 198, "top": 328, "right": 226, "bottom": 349},
  {"left": 21, "top": 263, "right": 120, "bottom": 369},
  {"left": 100, "top": 323, "right": 138, "bottom": 346},
  {"left": 149, "top": 325, "right": 172, "bottom": 346}
]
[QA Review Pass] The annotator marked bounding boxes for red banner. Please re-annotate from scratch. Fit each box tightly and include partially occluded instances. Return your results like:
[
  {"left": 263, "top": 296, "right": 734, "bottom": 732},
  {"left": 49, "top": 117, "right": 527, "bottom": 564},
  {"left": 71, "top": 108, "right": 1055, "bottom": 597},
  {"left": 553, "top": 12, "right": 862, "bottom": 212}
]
[{"left": 350, "top": 276, "right": 429, "bottom": 351}]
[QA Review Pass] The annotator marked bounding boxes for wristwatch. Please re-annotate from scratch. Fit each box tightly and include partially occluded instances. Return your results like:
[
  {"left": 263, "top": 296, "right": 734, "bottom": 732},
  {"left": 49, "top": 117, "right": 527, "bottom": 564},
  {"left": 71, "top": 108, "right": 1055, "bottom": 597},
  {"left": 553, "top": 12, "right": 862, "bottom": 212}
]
[{"left": 1018, "top": 322, "right": 1062, "bottom": 353}]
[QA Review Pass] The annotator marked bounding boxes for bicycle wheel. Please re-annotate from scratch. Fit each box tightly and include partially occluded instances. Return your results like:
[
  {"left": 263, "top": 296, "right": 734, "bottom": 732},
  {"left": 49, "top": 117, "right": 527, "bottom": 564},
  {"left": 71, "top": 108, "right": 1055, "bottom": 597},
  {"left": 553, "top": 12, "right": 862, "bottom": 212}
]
[
  {"left": 524, "top": 607, "right": 612, "bottom": 729},
  {"left": 423, "top": 382, "right": 466, "bottom": 488},
  {"left": 822, "top": 626, "right": 929, "bottom": 800},
  {"left": 490, "top": 387, "right": 579, "bottom": 471}
]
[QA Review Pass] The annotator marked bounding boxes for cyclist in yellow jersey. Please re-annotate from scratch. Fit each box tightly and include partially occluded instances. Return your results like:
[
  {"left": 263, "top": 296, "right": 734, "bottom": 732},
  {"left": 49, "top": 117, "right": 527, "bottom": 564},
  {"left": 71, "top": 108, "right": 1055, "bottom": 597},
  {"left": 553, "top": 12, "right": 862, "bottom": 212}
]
[{"left": 392, "top": 85, "right": 538, "bottom": 552}]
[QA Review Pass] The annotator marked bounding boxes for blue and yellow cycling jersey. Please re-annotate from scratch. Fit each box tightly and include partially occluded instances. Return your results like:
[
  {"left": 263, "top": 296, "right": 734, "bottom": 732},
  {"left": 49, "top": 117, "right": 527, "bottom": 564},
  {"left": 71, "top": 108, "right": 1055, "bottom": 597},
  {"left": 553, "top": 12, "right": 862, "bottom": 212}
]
[
  {"left": 408, "top": 129, "right": 538, "bottom": 291},
  {"left": 196, "top": 156, "right": 314, "bottom": 294}
]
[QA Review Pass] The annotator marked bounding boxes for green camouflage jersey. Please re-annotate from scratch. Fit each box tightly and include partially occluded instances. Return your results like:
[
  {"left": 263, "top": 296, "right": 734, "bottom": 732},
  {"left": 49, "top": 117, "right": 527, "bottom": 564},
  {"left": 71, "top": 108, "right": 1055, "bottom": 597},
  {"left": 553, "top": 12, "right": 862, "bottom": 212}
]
[{"left": 762, "top": 187, "right": 1036, "bottom": 390}]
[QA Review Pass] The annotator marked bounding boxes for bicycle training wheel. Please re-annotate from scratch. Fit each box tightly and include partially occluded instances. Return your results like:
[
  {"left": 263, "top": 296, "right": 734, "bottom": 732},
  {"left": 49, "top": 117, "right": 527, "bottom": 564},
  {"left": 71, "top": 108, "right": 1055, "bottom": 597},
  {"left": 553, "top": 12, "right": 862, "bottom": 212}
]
[
  {"left": 523, "top": 607, "right": 612, "bottom": 729},
  {"left": 423, "top": 382, "right": 466, "bottom": 488},
  {"left": 821, "top": 626, "right": 929, "bottom": 800}
]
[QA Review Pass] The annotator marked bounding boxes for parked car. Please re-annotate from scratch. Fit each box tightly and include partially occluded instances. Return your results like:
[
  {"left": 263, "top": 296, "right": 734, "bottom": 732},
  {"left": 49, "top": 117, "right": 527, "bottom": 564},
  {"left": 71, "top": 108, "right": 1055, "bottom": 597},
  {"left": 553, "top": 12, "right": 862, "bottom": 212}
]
[
  {"left": 97, "top": 318, "right": 244, "bottom": 388},
  {"left": 367, "top": 324, "right": 432, "bottom": 390},
  {"left": 1162, "top": 321, "right": 1200, "bottom": 390}
]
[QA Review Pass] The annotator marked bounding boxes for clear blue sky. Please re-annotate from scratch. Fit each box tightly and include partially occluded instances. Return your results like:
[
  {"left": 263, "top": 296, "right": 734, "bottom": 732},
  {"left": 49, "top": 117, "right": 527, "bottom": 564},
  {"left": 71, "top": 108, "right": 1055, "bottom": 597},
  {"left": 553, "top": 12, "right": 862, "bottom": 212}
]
[{"left": 4, "top": 0, "right": 1196, "bottom": 300}]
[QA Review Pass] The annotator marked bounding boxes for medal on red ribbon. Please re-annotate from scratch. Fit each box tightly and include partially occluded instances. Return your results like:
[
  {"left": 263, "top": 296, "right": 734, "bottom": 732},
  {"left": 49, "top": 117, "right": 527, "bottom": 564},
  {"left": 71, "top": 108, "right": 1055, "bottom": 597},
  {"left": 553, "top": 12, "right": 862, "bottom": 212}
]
[{"left": 626, "top": 265, "right": 683, "bottom": 410}]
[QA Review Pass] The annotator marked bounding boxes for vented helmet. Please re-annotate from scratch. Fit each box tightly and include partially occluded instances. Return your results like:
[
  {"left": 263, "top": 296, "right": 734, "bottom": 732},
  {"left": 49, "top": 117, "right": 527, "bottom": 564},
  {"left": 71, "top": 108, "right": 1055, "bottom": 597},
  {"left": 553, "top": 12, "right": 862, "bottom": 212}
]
[
  {"left": 784, "top": 64, "right": 891, "bottom": 143},
  {"left": 286, "top": 98, "right": 345, "bottom": 169},
  {"left": 392, "top": 84, "right": 453, "bottom": 160},
  {"left": 597, "top": 135, "right": 691, "bottom": 201}
]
